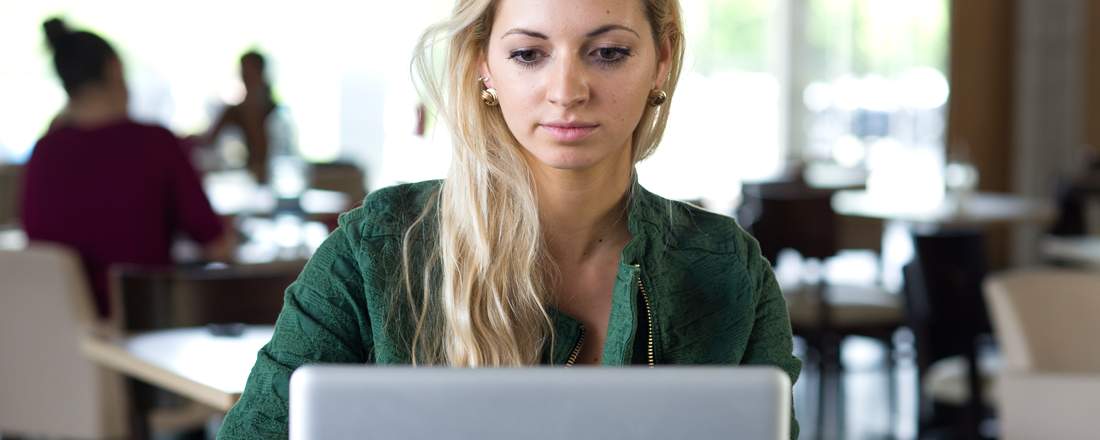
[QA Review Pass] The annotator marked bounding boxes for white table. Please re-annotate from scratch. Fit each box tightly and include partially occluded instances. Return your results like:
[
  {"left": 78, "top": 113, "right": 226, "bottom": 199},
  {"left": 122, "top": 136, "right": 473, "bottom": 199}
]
[
  {"left": 832, "top": 190, "right": 1056, "bottom": 226},
  {"left": 82, "top": 326, "right": 273, "bottom": 411},
  {"left": 1040, "top": 236, "right": 1100, "bottom": 268},
  {"left": 203, "top": 170, "right": 349, "bottom": 216}
]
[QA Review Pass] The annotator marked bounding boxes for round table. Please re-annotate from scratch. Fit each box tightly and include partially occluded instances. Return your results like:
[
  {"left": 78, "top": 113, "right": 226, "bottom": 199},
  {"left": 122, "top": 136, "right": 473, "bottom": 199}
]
[{"left": 831, "top": 190, "right": 1056, "bottom": 226}]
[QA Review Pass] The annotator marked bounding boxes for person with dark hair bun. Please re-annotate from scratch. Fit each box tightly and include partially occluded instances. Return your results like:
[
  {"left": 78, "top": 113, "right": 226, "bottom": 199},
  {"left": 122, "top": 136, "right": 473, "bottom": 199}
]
[
  {"left": 193, "top": 50, "right": 282, "bottom": 183},
  {"left": 41, "top": 18, "right": 127, "bottom": 131},
  {"left": 21, "top": 18, "right": 231, "bottom": 318}
]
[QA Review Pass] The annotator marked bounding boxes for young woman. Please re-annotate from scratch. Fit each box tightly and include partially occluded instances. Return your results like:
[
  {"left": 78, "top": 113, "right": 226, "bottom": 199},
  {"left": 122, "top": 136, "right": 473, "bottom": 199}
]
[
  {"left": 21, "top": 19, "right": 227, "bottom": 318},
  {"left": 220, "top": 0, "right": 800, "bottom": 437}
]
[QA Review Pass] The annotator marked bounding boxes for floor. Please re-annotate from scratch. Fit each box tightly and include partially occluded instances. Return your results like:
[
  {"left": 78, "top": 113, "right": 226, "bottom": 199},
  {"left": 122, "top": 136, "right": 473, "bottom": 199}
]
[{"left": 793, "top": 332, "right": 921, "bottom": 440}]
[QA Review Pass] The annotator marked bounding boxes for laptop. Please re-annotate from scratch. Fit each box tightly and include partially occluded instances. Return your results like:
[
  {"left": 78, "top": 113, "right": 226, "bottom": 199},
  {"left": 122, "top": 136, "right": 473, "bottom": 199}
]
[{"left": 289, "top": 366, "right": 791, "bottom": 440}]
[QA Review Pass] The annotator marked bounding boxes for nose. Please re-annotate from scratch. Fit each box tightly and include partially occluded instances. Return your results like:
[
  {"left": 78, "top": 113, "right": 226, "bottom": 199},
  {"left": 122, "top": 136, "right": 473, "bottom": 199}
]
[{"left": 546, "top": 55, "right": 589, "bottom": 108}]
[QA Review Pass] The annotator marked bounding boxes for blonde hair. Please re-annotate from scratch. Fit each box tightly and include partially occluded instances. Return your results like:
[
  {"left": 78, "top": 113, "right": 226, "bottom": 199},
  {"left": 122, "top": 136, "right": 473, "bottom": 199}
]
[{"left": 403, "top": 0, "right": 685, "bottom": 366}]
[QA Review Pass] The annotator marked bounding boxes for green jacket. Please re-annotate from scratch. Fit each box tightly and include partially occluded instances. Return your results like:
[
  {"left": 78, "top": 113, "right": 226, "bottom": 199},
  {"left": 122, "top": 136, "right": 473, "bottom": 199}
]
[{"left": 218, "top": 180, "right": 801, "bottom": 439}]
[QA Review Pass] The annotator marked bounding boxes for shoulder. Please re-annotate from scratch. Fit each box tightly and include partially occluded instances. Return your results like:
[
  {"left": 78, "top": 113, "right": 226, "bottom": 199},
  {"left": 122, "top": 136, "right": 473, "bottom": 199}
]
[
  {"left": 632, "top": 186, "right": 771, "bottom": 297},
  {"left": 338, "top": 180, "right": 442, "bottom": 239},
  {"left": 634, "top": 186, "right": 754, "bottom": 257},
  {"left": 31, "top": 130, "right": 65, "bottom": 155},
  {"left": 125, "top": 121, "right": 179, "bottom": 144}
]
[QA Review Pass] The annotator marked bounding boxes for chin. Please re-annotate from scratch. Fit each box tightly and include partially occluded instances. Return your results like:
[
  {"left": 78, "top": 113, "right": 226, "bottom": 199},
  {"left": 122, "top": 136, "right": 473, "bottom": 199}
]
[{"left": 527, "top": 144, "right": 606, "bottom": 171}]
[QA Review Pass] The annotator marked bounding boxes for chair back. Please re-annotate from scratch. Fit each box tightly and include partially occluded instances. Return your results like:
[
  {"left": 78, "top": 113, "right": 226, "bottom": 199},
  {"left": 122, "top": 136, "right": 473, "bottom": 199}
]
[
  {"left": 904, "top": 229, "right": 992, "bottom": 367},
  {"left": 0, "top": 243, "right": 128, "bottom": 438},
  {"left": 984, "top": 269, "right": 1100, "bottom": 373},
  {"left": 309, "top": 161, "right": 367, "bottom": 207},
  {"left": 740, "top": 181, "right": 838, "bottom": 263},
  {"left": 113, "top": 260, "right": 305, "bottom": 331}
]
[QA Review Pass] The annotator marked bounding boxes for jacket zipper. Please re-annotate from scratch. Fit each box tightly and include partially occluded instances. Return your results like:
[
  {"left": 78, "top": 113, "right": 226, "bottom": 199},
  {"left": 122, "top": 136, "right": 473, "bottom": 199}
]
[
  {"left": 636, "top": 264, "right": 656, "bottom": 367},
  {"left": 564, "top": 264, "right": 655, "bottom": 367},
  {"left": 564, "top": 326, "right": 586, "bottom": 367}
]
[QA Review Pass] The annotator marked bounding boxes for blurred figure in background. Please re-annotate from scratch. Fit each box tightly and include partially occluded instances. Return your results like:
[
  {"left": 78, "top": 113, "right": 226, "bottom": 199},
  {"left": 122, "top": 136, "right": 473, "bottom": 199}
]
[
  {"left": 20, "top": 18, "right": 229, "bottom": 318},
  {"left": 194, "top": 51, "right": 283, "bottom": 183},
  {"left": 1050, "top": 145, "right": 1100, "bottom": 236}
]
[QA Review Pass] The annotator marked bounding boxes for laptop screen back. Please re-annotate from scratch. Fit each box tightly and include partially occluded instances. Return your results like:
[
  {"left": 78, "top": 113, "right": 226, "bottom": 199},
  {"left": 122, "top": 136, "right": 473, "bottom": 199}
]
[{"left": 289, "top": 366, "right": 791, "bottom": 440}]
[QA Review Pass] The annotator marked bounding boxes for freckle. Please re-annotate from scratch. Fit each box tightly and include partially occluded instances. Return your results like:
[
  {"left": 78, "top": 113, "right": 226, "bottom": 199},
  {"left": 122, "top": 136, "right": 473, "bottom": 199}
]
[{"left": 606, "top": 9, "right": 611, "bottom": 14}]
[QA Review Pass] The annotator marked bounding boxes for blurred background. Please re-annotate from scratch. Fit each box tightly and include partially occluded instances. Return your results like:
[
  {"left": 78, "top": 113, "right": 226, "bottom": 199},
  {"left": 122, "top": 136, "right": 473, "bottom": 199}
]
[
  {"left": 2, "top": 0, "right": 1099, "bottom": 439},
  {"left": 0, "top": 0, "right": 951, "bottom": 200}
]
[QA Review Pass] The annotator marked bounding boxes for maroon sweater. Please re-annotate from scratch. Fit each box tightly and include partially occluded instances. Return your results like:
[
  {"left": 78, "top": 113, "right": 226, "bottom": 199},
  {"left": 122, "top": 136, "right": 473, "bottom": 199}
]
[{"left": 20, "top": 119, "right": 224, "bottom": 318}]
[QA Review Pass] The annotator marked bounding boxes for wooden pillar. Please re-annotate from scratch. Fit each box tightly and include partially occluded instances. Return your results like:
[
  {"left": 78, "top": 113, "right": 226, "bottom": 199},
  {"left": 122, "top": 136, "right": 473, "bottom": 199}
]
[
  {"left": 1087, "top": 1, "right": 1100, "bottom": 150},
  {"left": 946, "top": 0, "right": 1015, "bottom": 193},
  {"left": 946, "top": 1, "right": 1016, "bottom": 268}
]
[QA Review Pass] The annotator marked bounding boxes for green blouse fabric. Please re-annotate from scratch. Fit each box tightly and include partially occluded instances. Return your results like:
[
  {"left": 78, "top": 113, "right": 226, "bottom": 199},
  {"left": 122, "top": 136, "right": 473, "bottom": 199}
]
[{"left": 217, "top": 179, "right": 801, "bottom": 439}]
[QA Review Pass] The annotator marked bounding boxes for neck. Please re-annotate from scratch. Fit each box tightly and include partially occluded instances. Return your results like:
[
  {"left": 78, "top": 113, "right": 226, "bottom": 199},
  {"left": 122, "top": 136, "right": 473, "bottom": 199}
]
[
  {"left": 66, "top": 90, "right": 127, "bottom": 129},
  {"left": 244, "top": 86, "right": 271, "bottom": 106},
  {"left": 534, "top": 146, "right": 634, "bottom": 265}
]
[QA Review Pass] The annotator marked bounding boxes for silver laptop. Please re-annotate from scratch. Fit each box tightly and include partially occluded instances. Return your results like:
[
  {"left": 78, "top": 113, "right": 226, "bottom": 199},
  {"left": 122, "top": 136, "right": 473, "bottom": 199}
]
[{"left": 289, "top": 366, "right": 791, "bottom": 440}]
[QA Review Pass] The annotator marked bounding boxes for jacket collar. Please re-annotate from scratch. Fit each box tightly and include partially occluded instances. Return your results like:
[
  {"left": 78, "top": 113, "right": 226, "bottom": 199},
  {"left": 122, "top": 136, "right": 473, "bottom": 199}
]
[{"left": 622, "top": 175, "right": 677, "bottom": 265}]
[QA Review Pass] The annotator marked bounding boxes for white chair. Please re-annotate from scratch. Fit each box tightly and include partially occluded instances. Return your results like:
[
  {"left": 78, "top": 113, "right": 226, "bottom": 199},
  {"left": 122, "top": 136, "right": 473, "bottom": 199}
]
[
  {"left": 984, "top": 268, "right": 1100, "bottom": 440},
  {"left": 0, "top": 243, "right": 129, "bottom": 439}
]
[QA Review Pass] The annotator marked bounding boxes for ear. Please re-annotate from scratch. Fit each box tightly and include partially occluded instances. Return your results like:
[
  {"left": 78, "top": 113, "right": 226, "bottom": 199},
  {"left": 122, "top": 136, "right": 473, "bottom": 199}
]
[
  {"left": 477, "top": 52, "right": 495, "bottom": 89},
  {"left": 653, "top": 33, "right": 673, "bottom": 90}
]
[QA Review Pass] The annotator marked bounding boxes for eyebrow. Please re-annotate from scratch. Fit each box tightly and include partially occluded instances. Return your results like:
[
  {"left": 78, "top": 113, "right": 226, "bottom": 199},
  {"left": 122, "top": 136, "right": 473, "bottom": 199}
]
[{"left": 501, "top": 24, "right": 641, "bottom": 40}]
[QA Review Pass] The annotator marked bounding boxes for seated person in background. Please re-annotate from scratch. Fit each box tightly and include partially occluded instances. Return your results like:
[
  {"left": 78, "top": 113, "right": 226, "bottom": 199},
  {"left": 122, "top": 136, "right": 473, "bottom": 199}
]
[
  {"left": 1050, "top": 145, "right": 1100, "bottom": 236},
  {"left": 20, "top": 18, "right": 229, "bottom": 319},
  {"left": 192, "top": 51, "right": 280, "bottom": 184},
  {"left": 219, "top": 0, "right": 800, "bottom": 438}
]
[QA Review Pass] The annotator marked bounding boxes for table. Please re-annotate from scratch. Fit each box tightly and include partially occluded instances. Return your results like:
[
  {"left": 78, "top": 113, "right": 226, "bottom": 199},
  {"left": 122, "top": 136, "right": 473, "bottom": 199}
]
[
  {"left": 82, "top": 326, "right": 273, "bottom": 412},
  {"left": 832, "top": 189, "right": 1057, "bottom": 291},
  {"left": 804, "top": 162, "right": 868, "bottom": 191},
  {"left": 203, "top": 170, "right": 349, "bottom": 217},
  {"left": 1040, "top": 235, "right": 1100, "bottom": 268},
  {"left": 0, "top": 227, "right": 26, "bottom": 250},
  {"left": 831, "top": 190, "right": 1056, "bottom": 226}
]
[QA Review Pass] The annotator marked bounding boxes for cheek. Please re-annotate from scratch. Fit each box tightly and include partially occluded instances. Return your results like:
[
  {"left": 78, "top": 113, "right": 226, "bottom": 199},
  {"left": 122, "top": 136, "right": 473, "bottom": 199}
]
[
  {"left": 598, "top": 79, "right": 650, "bottom": 131},
  {"left": 493, "top": 74, "right": 536, "bottom": 117}
]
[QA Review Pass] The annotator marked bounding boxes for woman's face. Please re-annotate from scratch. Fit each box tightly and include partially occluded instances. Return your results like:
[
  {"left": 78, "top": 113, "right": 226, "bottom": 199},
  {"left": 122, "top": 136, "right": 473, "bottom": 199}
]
[{"left": 482, "top": 0, "right": 671, "bottom": 173}]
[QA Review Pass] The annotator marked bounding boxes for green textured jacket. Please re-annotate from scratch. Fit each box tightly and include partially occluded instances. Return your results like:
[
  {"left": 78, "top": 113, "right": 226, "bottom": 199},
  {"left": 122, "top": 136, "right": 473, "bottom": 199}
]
[{"left": 218, "top": 180, "right": 801, "bottom": 439}]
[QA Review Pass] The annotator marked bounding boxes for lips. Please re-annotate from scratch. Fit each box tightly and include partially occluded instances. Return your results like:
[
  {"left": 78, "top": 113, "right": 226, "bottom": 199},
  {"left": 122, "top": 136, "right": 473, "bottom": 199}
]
[{"left": 539, "top": 122, "right": 599, "bottom": 143}]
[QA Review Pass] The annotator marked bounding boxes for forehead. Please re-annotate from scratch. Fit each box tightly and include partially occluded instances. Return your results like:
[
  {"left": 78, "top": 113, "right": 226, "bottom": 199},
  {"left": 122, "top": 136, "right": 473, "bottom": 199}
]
[{"left": 491, "top": 0, "right": 649, "bottom": 37}]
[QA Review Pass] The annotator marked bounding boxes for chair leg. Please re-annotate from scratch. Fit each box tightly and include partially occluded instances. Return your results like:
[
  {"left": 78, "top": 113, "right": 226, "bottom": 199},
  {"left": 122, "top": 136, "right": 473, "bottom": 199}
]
[
  {"left": 815, "top": 332, "right": 843, "bottom": 440},
  {"left": 800, "top": 332, "right": 829, "bottom": 440},
  {"left": 831, "top": 334, "right": 846, "bottom": 440},
  {"left": 816, "top": 355, "right": 828, "bottom": 440},
  {"left": 883, "top": 336, "right": 898, "bottom": 439},
  {"left": 128, "top": 379, "right": 153, "bottom": 440}
]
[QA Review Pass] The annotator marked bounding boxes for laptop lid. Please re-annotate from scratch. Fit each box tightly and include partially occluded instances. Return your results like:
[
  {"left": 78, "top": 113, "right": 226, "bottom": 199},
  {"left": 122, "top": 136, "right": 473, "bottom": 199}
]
[{"left": 289, "top": 366, "right": 791, "bottom": 440}]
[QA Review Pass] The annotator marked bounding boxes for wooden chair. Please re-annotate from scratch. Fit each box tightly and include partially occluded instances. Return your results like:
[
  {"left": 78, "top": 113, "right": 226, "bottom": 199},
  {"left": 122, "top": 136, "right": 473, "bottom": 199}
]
[
  {"left": 904, "top": 229, "right": 996, "bottom": 439},
  {"left": 309, "top": 161, "right": 367, "bottom": 207},
  {"left": 113, "top": 260, "right": 305, "bottom": 331},
  {"left": 739, "top": 180, "right": 903, "bottom": 439}
]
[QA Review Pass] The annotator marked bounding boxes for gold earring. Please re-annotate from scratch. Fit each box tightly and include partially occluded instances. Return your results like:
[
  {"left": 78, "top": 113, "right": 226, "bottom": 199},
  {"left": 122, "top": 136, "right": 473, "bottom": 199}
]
[
  {"left": 648, "top": 89, "right": 668, "bottom": 107},
  {"left": 481, "top": 87, "right": 499, "bottom": 107}
]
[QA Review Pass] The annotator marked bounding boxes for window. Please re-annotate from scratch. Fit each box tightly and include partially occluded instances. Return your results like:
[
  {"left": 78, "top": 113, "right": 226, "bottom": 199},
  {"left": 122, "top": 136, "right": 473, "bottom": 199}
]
[
  {"left": 1, "top": 1, "right": 948, "bottom": 207},
  {"left": 0, "top": 1, "right": 454, "bottom": 192},
  {"left": 641, "top": 0, "right": 949, "bottom": 210}
]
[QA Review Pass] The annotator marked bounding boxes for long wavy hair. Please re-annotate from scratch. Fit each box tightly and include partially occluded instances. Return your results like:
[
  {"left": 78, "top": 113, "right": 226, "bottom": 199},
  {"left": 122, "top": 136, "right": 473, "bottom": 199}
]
[{"left": 403, "top": 0, "right": 685, "bottom": 366}]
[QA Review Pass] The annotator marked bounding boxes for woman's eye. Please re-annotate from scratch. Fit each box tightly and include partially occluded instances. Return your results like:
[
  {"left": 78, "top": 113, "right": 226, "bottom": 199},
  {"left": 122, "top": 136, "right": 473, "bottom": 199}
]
[
  {"left": 508, "top": 49, "right": 542, "bottom": 65},
  {"left": 593, "top": 47, "right": 631, "bottom": 64}
]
